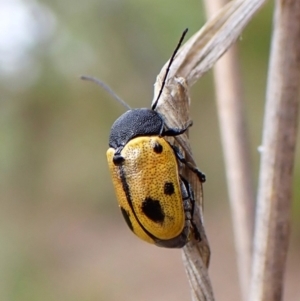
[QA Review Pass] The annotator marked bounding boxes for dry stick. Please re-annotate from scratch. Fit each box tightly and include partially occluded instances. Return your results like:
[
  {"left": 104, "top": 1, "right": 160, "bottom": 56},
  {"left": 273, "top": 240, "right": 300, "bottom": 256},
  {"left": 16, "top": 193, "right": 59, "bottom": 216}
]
[
  {"left": 249, "top": 1, "right": 300, "bottom": 301},
  {"left": 153, "top": 1, "right": 268, "bottom": 300},
  {"left": 203, "top": 1, "right": 255, "bottom": 300},
  {"left": 153, "top": 1, "right": 269, "bottom": 300}
]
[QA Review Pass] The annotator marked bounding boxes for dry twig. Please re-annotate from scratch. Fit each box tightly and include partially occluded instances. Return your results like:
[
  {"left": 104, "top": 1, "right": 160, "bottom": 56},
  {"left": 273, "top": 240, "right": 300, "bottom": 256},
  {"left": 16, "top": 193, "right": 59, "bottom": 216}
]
[
  {"left": 153, "top": 0, "right": 268, "bottom": 300},
  {"left": 249, "top": 1, "right": 300, "bottom": 301},
  {"left": 203, "top": 1, "right": 255, "bottom": 300}
]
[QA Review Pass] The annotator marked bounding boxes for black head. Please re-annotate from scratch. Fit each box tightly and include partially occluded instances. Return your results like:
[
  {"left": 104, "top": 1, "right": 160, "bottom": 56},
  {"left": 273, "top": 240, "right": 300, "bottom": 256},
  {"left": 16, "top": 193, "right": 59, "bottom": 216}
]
[{"left": 109, "top": 108, "right": 164, "bottom": 151}]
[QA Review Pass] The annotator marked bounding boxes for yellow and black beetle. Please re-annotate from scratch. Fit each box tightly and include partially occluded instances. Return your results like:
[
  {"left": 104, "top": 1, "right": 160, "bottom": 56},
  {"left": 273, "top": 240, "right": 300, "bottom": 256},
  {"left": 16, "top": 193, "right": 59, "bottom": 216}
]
[{"left": 83, "top": 29, "right": 205, "bottom": 248}]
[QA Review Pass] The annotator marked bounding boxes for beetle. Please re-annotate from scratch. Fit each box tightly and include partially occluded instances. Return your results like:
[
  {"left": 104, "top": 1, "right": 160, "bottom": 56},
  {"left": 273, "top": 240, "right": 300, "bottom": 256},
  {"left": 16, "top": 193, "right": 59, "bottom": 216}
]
[{"left": 82, "top": 29, "right": 205, "bottom": 248}]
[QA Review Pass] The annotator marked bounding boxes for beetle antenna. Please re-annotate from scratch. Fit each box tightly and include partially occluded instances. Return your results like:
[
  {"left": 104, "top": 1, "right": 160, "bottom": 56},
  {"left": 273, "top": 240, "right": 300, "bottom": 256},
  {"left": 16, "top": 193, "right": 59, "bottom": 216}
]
[
  {"left": 81, "top": 75, "right": 131, "bottom": 110},
  {"left": 151, "top": 28, "right": 188, "bottom": 111}
]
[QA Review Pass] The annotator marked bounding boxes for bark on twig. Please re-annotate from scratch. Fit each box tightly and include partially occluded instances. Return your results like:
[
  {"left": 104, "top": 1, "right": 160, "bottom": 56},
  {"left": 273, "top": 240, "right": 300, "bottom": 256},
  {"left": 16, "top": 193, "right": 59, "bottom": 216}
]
[
  {"left": 203, "top": 1, "right": 255, "bottom": 300},
  {"left": 249, "top": 1, "right": 300, "bottom": 301}
]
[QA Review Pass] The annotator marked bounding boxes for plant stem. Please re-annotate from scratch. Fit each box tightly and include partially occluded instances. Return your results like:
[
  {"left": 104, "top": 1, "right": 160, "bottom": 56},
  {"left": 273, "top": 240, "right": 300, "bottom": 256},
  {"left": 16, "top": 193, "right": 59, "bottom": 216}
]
[
  {"left": 204, "top": 1, "right": 255, "bottom": 300},
  {"left": 249, "top": 1, "right": 300, "bottom": 300}
]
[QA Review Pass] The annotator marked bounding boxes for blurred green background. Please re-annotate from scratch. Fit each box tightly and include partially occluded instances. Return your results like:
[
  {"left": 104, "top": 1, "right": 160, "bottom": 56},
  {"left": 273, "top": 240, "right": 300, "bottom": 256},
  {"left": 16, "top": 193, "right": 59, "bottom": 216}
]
[{"left": 0, "top": 0, "right": 299, "bottom": 301}]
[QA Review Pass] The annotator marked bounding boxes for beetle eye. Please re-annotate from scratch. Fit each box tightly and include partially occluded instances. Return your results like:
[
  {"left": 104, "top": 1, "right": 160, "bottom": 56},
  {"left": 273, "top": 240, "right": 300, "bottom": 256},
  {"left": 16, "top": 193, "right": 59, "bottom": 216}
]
[{"left": 113, "top": 155, "right": 125, "bottom": 165}]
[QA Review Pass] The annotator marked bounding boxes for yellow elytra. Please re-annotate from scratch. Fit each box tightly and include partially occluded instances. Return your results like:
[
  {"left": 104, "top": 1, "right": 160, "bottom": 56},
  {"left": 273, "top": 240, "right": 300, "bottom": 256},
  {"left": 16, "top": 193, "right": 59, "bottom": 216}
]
[{"left": 107, "top": 136, "right": 186, "bottom": 246}]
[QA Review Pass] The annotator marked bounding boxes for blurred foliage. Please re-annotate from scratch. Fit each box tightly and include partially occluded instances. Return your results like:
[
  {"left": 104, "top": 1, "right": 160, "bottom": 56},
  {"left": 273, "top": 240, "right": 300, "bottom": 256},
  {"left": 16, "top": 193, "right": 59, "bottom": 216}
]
[{"left": 0, "top": 0, "right": 299, "bottom": 300}]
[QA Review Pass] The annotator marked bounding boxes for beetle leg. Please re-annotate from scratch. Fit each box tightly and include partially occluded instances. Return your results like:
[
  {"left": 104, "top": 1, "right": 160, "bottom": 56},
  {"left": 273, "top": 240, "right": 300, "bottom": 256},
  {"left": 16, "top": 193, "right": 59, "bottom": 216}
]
[
  {"left": 162, "top": 120, "right": 193, "bottom": 137},
  {"left": 180, "top": 177, "right": 201, "bottom": 242},
  {"left": 172, "top": 145, "right": 206, "bottom": 183}
]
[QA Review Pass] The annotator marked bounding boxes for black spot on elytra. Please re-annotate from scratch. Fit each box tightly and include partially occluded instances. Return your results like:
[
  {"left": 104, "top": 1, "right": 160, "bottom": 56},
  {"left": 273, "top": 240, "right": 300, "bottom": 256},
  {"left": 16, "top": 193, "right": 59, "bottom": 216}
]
[
  {"left": 120, "top": 207, "right": 133, "bottom": 232},
  {"left": 164, "top": 182, "right": 175, "bottom": 195},
  {"left": 153, "top": 142, "right": 163, "bottom": 153},
  {"left": 141, "top": 197, "right": 165, "bottom": 223}
]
